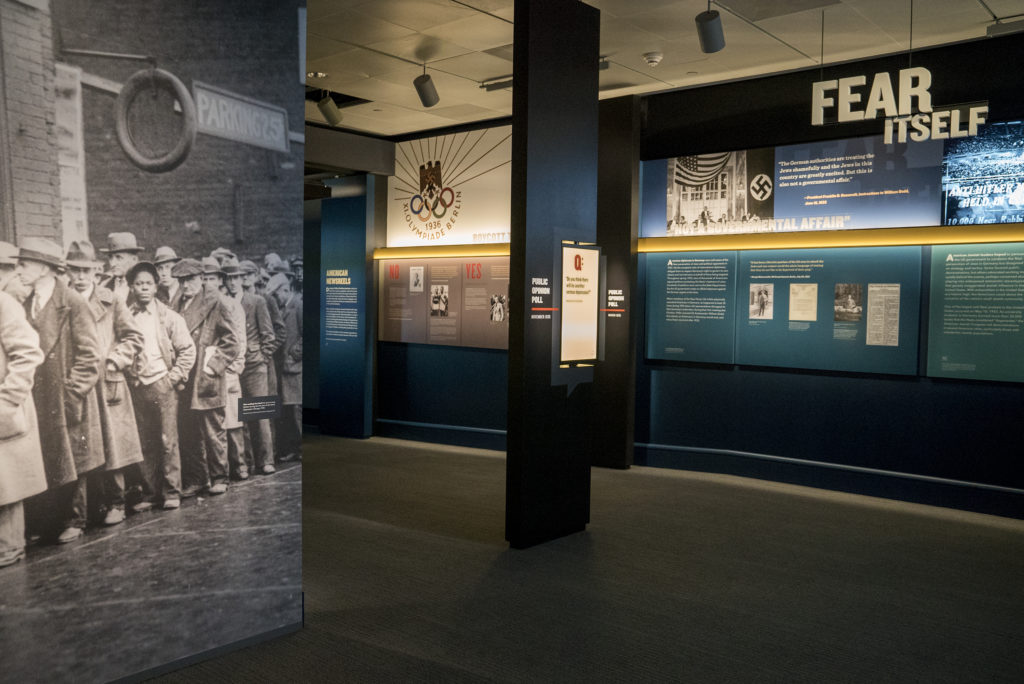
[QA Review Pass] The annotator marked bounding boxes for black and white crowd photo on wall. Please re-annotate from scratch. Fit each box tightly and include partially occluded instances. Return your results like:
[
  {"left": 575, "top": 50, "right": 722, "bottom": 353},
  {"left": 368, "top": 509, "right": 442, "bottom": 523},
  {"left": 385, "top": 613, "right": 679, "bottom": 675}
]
[{"left": 0, "top": 0, "right": 304, "bottom": 680}]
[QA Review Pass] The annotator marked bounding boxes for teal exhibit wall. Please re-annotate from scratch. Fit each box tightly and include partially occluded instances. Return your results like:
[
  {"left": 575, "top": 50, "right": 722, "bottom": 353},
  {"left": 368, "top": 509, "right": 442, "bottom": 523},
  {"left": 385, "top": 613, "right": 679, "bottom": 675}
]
[
  {"left": 636, "top": 35, "right": 1024, "bottom": 515},
  {"left": 320, "top": 195, "right": 373, "bottom": 438}
]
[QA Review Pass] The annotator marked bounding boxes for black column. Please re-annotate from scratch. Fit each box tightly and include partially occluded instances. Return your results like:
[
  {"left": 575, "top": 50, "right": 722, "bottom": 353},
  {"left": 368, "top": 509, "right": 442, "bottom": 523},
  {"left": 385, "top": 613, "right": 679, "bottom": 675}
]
[
  {"left": 593, "top": 96, "right": 640, "bottom": 469},
  {"left": 506, "top": 0, "right": 601, "bottom": 549}
]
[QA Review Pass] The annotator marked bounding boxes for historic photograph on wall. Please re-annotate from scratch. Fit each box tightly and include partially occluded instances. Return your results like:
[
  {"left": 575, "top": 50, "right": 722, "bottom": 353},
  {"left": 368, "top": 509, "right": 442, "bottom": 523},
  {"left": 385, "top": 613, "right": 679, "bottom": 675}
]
[{"left": 0, "top": 1, "right": 304, "bottom": 680}]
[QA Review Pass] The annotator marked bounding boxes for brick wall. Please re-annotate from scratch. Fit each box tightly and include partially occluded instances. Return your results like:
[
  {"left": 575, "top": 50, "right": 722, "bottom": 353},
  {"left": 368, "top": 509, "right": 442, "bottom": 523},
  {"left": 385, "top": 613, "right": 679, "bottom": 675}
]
[
  {"left": 1, "top": 0, "right": 61, "bottom": 242},
  {"left": 53, "top": 0, "right": 304, "bottom": 264}
]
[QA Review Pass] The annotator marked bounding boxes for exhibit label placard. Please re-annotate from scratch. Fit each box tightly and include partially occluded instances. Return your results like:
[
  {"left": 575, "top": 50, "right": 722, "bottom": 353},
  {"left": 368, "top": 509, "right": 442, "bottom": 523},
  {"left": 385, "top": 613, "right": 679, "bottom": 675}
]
[
  {"left": 645, "top": 251, "right": 737, "bottom": 364},
  {"left": 560, "top": 245, "right": 600, "bottom": 363},
  {"left": 735, "top": 247, "right": 921, "bottom": 374},
  {"left": 927, "top": 243, "right": 1024, "bottom": 382},
  {"left": 320, "top": 196, "right": 371, "bottom": 437},
  {"left": 378, "top": 256, "right": 509, "bottom": 349}
]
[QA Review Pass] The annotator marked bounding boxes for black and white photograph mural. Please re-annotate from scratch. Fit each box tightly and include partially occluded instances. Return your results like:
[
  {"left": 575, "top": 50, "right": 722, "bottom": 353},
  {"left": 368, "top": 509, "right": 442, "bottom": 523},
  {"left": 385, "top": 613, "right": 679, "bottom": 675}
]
[{"left": 0, "top": 1, "right": 304, "bottom": 680}]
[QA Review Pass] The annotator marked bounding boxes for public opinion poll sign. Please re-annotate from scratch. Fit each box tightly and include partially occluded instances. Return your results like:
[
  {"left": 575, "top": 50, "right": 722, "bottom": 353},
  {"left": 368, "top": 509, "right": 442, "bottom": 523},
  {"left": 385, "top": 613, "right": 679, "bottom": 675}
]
[
  {"left": 193, "top": 81, "right": 289, "bottom": 153},
  {"left": 560, "top": 245, "right": 600, "bottom": 363}
]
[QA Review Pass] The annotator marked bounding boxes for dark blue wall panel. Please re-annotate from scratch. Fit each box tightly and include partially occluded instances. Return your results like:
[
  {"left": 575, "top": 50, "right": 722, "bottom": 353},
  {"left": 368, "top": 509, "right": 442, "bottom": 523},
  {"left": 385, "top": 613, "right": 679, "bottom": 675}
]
[{"left": 376, "top": 342, "right": 507, "bottom": 449}]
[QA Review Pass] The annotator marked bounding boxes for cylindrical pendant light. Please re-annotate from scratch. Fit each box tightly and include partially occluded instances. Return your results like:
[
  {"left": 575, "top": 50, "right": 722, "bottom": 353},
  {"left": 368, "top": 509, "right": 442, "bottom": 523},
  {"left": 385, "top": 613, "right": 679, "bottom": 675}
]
[
  {"left": 317, "top": 94, "right": 343, "bottom": 126},
  {"left": 414, "top": 65, "right": 439, "bottom": 108},
  {"left": 696, "top": 3, "right": 725, "bottom": 54}
]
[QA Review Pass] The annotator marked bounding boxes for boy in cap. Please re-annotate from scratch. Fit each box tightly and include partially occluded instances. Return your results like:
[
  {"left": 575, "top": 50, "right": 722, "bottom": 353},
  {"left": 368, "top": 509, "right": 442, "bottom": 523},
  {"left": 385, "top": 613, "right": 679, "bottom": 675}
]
[{"left": 125, "top": 262, "right": 195, "bottom": 511}]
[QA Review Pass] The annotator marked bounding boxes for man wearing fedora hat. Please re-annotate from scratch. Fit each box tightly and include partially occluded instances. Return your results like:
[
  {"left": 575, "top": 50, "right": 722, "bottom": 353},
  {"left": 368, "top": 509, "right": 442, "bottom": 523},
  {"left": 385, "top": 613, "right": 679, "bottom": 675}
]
[
  {"left": 153, "top": 246, "right": 181, "bottom": 305},
  {"left": 171, "top": 258, "right": 240, "bottom": 496},
  {"left": 0, "top": 241, "right": 30, "bottom": 303},
  {"left": 100, "top": 232, "right": 144, "bottom": 303},
  {"left": 0, "top": 284, "right": 45, "bottom": 568},
  {"left": 66, "top": 241, "right": 145, "bottom": 526},
  {"left": 225, "top": 258, "right": 276, "bottom": 475},
  {"left": 277, "top": 267, "right": 302, "bottom": 463},
  {"left": 203, "top": 257, "right": 250, "bottom": 479},
  {"left": 17, "top": 238, "right": 103, "bottom": 544}
]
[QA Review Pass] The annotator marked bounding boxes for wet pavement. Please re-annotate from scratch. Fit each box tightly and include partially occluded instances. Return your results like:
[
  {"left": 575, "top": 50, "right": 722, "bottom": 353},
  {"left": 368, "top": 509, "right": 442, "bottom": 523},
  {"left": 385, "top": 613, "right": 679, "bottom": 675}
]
[{"left": 0, "top": 464, "right": 302, "bottom": 683}]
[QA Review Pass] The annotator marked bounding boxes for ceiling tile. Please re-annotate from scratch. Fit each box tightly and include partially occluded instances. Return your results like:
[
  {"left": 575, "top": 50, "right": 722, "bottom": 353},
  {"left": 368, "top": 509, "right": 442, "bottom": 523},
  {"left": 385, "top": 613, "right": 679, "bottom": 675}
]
[
  {"left": 352, "top": 0, "right": 477, "bottom": 31},
  {"left": 307, "top": 9, "right": 415, "bottom": 45},
  {"left": 722, "top": 0, "right": 842, "bottom": 22},
  {"left": 599, "top": 15, "right": 670, "bottom": 57},
  {"left": 332, "top": 74, "right": 429, "bottom": 110},
  {"left": 367, "top": 33, "right": 475, "bottom": 65},
  {"left": 307, "top": 35, "right": 352, "bottom": 62},
  {"left": 626, "top": 4, "right": 708, "bottom": 43},
  {"left": 421, "top": 14, "right": 515, "bottom": 52},
  {"left": 307, "top": 0, "right": 368, "bottom": 18},
  {"left": 308, "top": 48, "right": 419, "bottom": 88},
  {"left": 757, "top": 4, "right": 897, "bottom": 64},
  {"left": 586, "top": 0, "right": 685, "bottom": 20},
  {"left": 985, "top": 0, "right": 1024, "bottom": 17},
  {"left": 599, "top": 61, "right": 670, "bottom": 90},
  {"left": 431, "top": 52, "right": 514, "bottom": 83},
  {"left": 425, "top": 103, "right": 509, "bottom": 122}
]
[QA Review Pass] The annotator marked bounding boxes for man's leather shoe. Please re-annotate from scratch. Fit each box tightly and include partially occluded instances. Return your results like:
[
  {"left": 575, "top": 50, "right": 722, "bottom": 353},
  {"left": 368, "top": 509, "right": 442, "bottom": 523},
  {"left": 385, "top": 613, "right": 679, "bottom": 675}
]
[
  {"left": 180, "top": 484, "right": 203, "bottom": 499},
  {"left": 162, "top": 497, "right": 180, "bottom": 510},
  {"left": 0, "top": 548, "right": 25, "bottom": 568},
  {"left": 132, "top": 501, "right": 154, "bottom": 513},
  {"left": 261, "top": 464, "right": 276, "bottom": 475},
  {"left": 57, "top": 527, "right": 84, "bottom": 544},
  {"left": 208, "top": 483, "right": 227, "bottom": 495},
  {"left": 103, "top": 507, "right": 126, "bottom": 526}
]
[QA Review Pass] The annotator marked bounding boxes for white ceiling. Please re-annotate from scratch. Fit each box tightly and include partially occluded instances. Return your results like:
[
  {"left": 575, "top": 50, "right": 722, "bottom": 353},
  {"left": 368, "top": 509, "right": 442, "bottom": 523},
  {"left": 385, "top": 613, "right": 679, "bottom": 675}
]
[{"left": 305, "top": 0, "right": 1024, "bottom": 138}]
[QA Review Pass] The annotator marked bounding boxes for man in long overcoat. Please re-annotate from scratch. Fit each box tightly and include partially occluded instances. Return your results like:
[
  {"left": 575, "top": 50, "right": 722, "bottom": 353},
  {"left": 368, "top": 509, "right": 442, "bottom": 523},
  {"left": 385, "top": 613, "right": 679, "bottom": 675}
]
[
  {"left": 202, "top": 257, "right": 248, "bottom": 479},
  {"left": 17, "top": 238, "right": 102, "bottom": 544},
  {"left": 171, "top": 258, "right": 240, "bottom": 496},
  {"left": 66, "top": 241, "right": 145, "bottom": 526},
  {"left": 0, "top": 289, "right": 45, "bottom": 568},
  {"left": 235, "top": 260, "right": 278, "bottom": 473},
  {"left": 278, "top": 271, "right": 302, "bottom": 463}
]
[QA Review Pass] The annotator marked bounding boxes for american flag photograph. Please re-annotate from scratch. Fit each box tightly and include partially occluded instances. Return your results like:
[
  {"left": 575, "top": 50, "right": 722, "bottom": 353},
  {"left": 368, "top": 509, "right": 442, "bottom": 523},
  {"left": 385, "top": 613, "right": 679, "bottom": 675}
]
[{"left": 673, "top": 152, "right": 733, "bottom": 187}]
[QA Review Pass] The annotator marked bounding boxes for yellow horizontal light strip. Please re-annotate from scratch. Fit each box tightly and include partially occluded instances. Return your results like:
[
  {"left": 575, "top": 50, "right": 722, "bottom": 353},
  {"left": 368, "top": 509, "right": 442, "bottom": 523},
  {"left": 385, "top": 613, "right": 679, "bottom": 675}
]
[
  {"left": 373, "top": 243, "right": 511, "bottom": 259},
  {"left": 638, "top": 224, "right": 1024, "bottom": 253}
]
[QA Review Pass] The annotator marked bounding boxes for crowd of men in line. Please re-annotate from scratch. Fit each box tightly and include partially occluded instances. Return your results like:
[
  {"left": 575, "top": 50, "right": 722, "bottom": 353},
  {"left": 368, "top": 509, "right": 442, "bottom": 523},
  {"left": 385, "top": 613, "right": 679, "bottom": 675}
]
[{"left": 0, "top": 232, "right": 303, "bottom": 569}]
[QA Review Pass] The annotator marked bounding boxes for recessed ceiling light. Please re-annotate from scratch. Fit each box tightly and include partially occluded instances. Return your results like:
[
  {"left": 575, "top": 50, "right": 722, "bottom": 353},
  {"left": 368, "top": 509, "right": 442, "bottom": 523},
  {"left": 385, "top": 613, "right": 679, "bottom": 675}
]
[{"left": 307, "top": 71, "right": 328, "bottom": 79}]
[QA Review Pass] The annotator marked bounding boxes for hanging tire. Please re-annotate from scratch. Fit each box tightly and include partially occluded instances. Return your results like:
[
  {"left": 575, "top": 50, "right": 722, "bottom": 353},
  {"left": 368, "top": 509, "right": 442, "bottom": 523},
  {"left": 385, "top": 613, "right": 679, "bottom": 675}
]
[{"left": 114, "top": 68, "right": 197, "bottom": 173}]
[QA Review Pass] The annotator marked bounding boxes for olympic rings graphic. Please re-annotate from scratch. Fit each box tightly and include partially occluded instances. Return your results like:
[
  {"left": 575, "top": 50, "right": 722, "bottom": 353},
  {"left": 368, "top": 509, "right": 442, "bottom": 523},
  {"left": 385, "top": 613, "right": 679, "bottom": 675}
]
[{"left": 409, "top": 186, "right": 456, "bottom": 222}]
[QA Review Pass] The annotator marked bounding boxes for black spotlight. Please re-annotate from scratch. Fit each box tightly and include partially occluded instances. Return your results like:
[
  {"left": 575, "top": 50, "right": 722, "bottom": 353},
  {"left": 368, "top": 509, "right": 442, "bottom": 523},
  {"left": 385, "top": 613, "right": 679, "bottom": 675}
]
[
  {"left": 696, "top": 3, "right": 725, "bottom": 54},
  {"left": 414, "top": 67, "right": 439, "bottom": 108}
]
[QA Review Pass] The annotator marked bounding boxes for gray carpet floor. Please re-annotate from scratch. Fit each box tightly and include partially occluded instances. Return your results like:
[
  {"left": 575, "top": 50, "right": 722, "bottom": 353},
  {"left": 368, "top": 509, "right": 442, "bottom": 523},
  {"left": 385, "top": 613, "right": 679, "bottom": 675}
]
[{"left": 150, "top": 433, "right": 1024, "bottom": 683}]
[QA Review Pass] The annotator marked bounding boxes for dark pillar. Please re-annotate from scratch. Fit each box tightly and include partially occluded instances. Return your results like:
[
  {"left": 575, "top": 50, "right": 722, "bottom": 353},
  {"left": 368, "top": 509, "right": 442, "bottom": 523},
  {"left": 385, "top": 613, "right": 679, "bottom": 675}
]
[
  {"left": 318, "top": 185, "right": 374, "bottom": 438},
  {"left": 592, "top": 96, "right": 641, "bottom": 469},
  {"left": 506, "top": 0, "right": 600, "bottom": 548}
]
